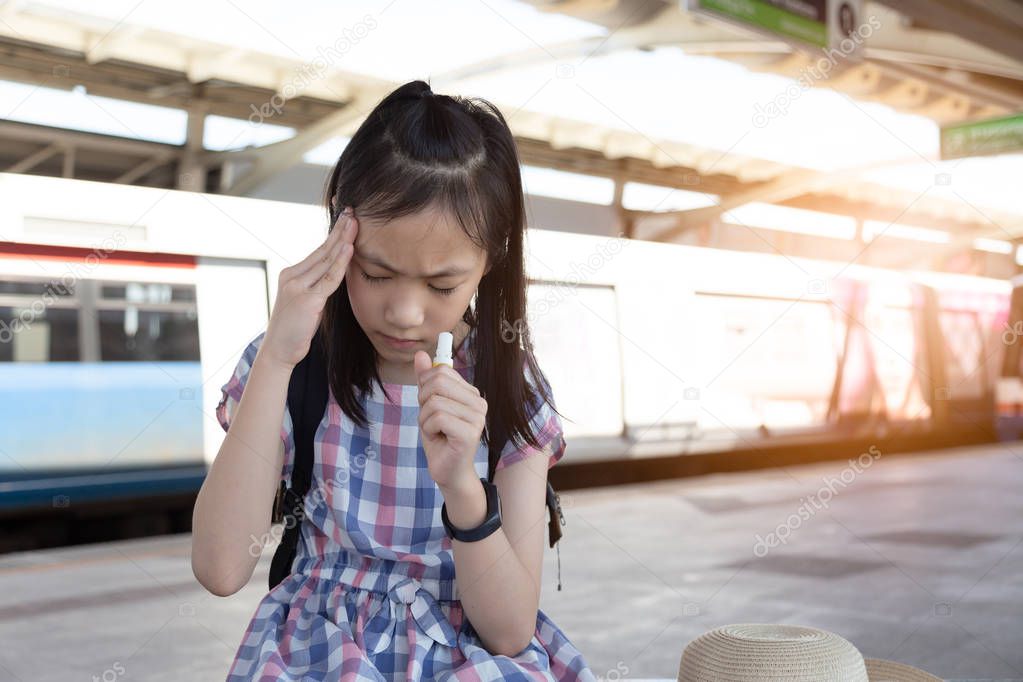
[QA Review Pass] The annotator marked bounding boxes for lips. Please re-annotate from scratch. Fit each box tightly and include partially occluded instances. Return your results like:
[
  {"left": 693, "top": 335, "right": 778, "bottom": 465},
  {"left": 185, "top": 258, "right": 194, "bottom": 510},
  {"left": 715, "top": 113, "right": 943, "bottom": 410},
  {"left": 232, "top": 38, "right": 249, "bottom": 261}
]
[{"left": 380, "top": 333, "right": 422, "bottom": 350}]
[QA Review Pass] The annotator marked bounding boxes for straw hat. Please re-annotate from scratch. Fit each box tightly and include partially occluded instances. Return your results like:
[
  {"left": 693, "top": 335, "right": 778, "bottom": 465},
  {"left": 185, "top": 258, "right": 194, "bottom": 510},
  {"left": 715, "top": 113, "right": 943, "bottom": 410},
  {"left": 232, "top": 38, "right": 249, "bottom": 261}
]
[{"left": 678, "top": 623, "right": 942, "bottom": 681}]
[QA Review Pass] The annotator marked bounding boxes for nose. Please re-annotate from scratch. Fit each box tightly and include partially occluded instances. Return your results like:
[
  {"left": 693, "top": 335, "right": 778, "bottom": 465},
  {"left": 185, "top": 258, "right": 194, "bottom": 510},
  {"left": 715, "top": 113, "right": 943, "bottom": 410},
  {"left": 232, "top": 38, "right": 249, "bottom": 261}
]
[{"left": 383, "top": 288, "right": 426, "bottom": 331}]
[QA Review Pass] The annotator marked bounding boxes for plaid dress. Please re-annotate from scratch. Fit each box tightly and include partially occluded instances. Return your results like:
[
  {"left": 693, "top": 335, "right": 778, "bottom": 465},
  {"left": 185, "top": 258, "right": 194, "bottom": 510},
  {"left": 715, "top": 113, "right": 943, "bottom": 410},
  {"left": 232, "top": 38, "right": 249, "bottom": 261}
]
[{"left": 215, "top": 327, "right": 596, "bottom": 681}]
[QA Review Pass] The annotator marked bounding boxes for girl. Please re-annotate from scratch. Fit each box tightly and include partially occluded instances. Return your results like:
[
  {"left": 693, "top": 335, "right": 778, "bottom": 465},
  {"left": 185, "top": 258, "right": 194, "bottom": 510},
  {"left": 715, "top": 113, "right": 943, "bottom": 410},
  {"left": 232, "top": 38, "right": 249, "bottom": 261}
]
[{"left": 191, "top": 80, "right": 597, "bottom": 681}]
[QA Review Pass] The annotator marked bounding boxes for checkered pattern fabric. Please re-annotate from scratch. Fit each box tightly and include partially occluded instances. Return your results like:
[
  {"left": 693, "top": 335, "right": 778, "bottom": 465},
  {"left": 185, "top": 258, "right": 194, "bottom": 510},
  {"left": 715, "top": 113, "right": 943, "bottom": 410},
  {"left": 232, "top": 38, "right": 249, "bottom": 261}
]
[{"left": 214, "top": 327, "right": 592, "bottom": 680}]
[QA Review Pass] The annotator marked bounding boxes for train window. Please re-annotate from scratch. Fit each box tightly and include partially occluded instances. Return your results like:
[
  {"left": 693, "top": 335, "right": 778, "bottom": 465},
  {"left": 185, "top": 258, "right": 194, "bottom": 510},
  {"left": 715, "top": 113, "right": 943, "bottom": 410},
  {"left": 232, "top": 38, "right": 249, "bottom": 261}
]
[
  {"left": 100, "top": 284, "right": 127, "bottom": 299},
  {"left": 97, "top": 308, "right": 200, "bottom": 362},
  {"left": 0, "top": 306, "right": 80, "bottom": 362},
  {"left": 938, "top": 310, "right": 985, "bottom": 398},
  {"left": 171, "top": 286, "right": 196, "bottom": 302},
  {"left": 99, "top": 282, "right": 194, "bottom": 303},
  {"left": 0, "top": 280, "right": 75, "bottom": 297},
  {"left": 861, "top": 302, "right": 930, "bottom": 420},
  {"left": 526, "top": 281, "right": 623, "bottom": 439},
  {"left": 694, "top": 293, "right": 841, "bottom": 430},
  {"left": 100, "top": 282, "right": 182, "bottom": 303}
]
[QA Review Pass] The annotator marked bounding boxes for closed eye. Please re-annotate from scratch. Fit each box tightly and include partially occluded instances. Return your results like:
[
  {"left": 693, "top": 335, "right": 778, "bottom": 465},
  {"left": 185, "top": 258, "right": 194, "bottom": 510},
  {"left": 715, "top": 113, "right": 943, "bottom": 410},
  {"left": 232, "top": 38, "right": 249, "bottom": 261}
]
[{"left": 360, "top": 271, "right": 457, "bottom": 296}]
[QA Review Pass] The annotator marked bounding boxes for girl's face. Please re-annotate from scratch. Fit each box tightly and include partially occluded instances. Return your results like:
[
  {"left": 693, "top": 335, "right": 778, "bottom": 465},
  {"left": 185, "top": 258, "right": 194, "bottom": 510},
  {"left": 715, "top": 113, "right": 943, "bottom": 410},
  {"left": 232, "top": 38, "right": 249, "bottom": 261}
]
[{"left": 345, "top": 203, "right": 490, "bottom": 383}]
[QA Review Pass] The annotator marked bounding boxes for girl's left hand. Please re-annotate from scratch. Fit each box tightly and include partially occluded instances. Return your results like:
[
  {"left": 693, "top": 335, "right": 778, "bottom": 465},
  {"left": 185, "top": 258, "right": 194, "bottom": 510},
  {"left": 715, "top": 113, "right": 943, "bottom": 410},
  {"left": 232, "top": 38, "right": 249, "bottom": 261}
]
[{"left": 412, "top": 351, "right": 488, "bottom": 492}]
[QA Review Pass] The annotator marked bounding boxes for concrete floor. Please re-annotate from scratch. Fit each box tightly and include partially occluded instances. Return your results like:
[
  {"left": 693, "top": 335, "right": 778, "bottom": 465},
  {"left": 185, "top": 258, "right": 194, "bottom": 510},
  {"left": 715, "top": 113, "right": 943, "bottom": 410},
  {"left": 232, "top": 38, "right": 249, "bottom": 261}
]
[{"left": 1, "top": 442, "right": 1021, "bottom": 681}]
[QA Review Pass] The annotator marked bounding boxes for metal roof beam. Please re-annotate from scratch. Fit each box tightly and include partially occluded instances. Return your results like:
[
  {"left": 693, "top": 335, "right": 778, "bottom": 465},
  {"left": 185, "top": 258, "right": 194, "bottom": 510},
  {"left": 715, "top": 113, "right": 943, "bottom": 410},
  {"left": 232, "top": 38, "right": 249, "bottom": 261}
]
[
  {"left": 113, "top": 153, "right": 175, "bottom": 184},
  {"left": 6, "top": 142, "right": 61, "bottom": 173},
  {"left": 212, "top": 92, "right": 381, "bottom": 196},
  {"left": 0, "top": 119, "right": 180, "bottom": 155},
  {"left": 637, "top": 155, "right": 930, "bottom": 243}
]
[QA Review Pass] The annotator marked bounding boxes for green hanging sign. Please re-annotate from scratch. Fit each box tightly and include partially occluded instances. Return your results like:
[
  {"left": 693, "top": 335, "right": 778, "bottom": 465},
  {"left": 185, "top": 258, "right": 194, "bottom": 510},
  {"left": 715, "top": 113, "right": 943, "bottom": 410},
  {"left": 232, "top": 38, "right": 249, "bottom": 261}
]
[
  {"left": 686, "top": 0, "right": 865, "bottom": 58},
  {"left": 940, "top": 113, "right": 1023, "bottom": 160}
]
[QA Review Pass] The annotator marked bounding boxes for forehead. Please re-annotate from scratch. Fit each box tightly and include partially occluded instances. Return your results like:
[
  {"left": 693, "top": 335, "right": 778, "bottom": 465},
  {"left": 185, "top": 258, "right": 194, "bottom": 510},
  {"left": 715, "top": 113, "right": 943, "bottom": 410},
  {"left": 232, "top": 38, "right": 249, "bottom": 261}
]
[{"left": 354, "top": 205, "right": 484, "bottom": 274}]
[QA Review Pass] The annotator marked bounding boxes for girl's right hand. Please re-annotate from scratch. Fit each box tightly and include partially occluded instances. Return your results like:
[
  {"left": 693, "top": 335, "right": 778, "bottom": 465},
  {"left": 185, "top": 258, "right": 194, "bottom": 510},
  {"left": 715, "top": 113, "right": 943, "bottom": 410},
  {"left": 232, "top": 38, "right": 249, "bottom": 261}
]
[{"left": 261, "top": 207, "right": 359, "bottom": 369}]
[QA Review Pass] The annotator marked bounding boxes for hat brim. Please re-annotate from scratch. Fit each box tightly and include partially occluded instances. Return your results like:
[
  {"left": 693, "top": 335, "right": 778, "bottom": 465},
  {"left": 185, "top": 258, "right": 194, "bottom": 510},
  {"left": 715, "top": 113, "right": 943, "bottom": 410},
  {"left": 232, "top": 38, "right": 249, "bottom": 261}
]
[{"left": 865, "top": 658, "right": 942, "bottom": 681}]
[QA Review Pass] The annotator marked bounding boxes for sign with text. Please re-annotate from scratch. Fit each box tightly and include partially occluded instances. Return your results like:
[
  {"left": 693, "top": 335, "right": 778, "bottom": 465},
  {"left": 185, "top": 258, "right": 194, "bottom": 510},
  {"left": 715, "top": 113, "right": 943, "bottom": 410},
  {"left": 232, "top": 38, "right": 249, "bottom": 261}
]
[
  {"left": 940, "top": 113, "right": 1023, "bottom": 160},
  {"left": 686, "top": 0, "right": 866, "bottom": 61}
]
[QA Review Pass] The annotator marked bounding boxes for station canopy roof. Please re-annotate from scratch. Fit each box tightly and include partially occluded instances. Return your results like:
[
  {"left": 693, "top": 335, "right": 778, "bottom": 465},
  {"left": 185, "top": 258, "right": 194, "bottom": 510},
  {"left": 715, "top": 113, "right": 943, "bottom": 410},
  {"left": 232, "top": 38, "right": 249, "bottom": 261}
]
[{"left": 0, "top": 0, "right": 1021, "bottom": 245}]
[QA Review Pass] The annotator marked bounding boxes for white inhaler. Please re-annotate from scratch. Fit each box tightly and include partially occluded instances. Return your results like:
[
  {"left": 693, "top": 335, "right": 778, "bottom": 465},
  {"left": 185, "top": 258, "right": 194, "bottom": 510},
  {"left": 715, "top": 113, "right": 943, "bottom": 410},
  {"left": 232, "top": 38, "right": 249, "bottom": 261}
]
[{"left": 433, "top": 331, "right": 454, "bottom": 369}]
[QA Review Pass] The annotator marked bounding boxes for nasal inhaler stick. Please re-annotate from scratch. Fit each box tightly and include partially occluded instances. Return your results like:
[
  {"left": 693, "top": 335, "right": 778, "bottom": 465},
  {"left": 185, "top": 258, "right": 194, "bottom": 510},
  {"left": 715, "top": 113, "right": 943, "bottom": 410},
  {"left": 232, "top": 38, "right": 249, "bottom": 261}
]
[{"left": 433, "top": 332, "right": 454, "bottom": 368}]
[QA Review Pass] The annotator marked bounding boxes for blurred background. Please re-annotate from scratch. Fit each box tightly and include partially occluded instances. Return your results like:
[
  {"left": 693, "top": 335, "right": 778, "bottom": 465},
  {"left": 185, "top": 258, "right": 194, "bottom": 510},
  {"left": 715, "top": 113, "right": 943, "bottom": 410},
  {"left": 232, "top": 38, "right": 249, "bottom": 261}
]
[{"left": 0, "top": 0, "right": 1021, "bottom": 679}]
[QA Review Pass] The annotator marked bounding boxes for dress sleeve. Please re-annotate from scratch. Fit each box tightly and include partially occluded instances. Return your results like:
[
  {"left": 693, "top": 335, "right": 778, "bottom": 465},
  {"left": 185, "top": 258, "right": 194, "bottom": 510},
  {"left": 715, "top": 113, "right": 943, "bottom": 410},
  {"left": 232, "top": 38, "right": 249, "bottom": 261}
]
[
  {"left": 215, "top": 331, "right": 296, "bottom": 483},
  {"left": 495, "top": 363, "right": 566, "bottom": 472}
]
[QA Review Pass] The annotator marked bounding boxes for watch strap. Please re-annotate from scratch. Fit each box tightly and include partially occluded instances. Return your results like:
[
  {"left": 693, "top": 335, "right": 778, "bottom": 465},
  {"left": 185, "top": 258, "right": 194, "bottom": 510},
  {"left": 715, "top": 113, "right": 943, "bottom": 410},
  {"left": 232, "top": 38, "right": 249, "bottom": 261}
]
[{"left": 441, "top": 477, "right": 502, "bottom": 542}]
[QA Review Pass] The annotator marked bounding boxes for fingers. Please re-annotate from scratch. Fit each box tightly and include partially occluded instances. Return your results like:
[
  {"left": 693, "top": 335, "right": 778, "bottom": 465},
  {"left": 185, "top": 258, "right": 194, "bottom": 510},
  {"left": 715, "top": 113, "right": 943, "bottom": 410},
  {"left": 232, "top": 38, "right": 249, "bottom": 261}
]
[
  {"left": 293, "top": 220, "right": 345, "bottom": 278},
  {"left": 300, "top": 212, "right": 359, "bottom": 288},
  {"left": 299, "top": 231, "right": 347, "bottom": 290},
  {"left": 289, "top": 208, "right": 356, "bottom": 280},
  {"left": 419, "top": 371, "right": 487, "bottom": 414},
  {"left": 306, "top": 237, "right": 355, "bottom": 296},
  {"left": 420, "top": 392, "right": 483, "bottom": 427},
  {"left": 420, "top": 410, "right": 481, "bottom": 443}
]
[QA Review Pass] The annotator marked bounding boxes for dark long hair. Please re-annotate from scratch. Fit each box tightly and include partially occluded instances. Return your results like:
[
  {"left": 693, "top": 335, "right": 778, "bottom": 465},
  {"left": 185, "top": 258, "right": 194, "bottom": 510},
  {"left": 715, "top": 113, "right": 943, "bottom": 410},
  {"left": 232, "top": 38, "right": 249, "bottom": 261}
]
[{"left": 320, "top": 79, "right": 562, "bottom": 465}]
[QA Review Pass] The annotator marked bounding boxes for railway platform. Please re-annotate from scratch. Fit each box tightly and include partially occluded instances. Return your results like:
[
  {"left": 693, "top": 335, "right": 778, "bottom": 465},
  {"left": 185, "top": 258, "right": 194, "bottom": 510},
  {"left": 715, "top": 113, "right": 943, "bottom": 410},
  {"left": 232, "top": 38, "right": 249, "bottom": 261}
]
[{"left": 0, "top": 443, "right": 1020, "bottom": 681}]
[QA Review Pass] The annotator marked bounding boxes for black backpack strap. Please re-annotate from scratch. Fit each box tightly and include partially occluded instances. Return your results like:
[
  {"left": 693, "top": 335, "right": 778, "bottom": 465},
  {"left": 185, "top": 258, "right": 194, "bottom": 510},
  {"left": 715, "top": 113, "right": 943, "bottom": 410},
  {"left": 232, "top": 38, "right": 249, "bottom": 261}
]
[{"left": 268, "top": 330, "right": 328, "bottom": 590}]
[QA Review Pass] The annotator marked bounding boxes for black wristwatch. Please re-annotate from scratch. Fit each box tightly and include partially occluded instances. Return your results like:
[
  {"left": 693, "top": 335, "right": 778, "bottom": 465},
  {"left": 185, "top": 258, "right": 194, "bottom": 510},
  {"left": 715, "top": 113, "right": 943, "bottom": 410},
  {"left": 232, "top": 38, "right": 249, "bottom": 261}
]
[{"left": 441, "top": 477, "right": 502, "bottom": 542}]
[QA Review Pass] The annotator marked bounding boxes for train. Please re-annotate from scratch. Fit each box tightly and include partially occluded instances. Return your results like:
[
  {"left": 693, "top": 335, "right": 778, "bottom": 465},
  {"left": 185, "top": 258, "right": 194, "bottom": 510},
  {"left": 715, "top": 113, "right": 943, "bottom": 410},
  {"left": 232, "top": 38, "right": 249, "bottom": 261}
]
[{"left": 0, "top": 171, "right": 1017, "bottom": 551}]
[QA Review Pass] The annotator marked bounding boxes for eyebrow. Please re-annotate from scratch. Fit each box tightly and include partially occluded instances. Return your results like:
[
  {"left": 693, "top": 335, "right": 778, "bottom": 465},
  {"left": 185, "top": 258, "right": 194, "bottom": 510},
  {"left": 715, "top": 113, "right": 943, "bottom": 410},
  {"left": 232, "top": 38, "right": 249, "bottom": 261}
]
[{"left": 355, "top": 248, "right": 473, "bottom": 278}]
